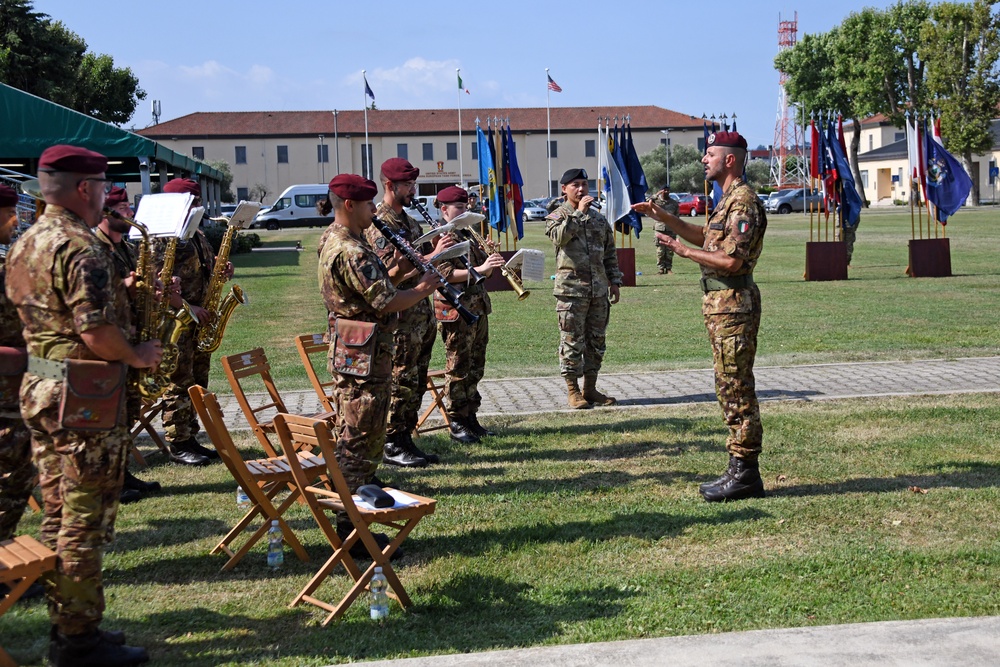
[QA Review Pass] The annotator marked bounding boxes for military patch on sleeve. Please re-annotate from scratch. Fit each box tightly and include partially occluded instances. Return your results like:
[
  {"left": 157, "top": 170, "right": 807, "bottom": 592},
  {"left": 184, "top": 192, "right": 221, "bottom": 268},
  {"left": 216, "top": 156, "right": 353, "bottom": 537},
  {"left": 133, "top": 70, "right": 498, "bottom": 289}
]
[
  {"left": 361, "top": 263, "right": 381, "bottom": 281},
  {"left": 737, "top": 220, "right": 752, "bottom": 234},
  {"left": 709, "top": 222, "right": 725, "bottom": 231},
  {"left": 89, "top": 268, "right": 108, "bottom": 289},
  {"left": 375, "top": 236, "right": 387, "bottom": 249}
]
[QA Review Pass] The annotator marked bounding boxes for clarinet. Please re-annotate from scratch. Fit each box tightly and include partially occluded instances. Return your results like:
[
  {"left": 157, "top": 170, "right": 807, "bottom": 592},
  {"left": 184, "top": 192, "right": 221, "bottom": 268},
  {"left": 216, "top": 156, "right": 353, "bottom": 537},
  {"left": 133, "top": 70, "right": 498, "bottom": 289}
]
[
  {"left": 370, "top": 217, "right": 479, "bottom": 325},
  {"left": 409, "top": 199, "right": 486, "bottom": 285}
]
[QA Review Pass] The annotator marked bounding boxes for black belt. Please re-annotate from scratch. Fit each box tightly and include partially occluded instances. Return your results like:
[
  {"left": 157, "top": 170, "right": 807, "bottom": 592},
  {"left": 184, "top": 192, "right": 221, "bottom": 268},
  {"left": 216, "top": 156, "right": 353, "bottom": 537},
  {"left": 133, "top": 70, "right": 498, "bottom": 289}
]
[{"left": 700, "top": 275, "right": 753, "bottom": 293}]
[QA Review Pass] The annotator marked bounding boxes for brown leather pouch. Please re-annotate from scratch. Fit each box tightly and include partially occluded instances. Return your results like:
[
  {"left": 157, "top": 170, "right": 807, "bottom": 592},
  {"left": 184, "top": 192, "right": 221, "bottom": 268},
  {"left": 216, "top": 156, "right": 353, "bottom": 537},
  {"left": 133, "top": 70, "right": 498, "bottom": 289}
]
[
  {"left": 59, "top": 359, "right": 127, "bottom": 431},
  {"left": 0, "top": 347, "right": 27, "bottom": 409},
  {"left": 433, "top": 295, "right": 460, "bottom": 323},
  {"left": 332, "top": 318, "right": 377, "bottom": 377}
]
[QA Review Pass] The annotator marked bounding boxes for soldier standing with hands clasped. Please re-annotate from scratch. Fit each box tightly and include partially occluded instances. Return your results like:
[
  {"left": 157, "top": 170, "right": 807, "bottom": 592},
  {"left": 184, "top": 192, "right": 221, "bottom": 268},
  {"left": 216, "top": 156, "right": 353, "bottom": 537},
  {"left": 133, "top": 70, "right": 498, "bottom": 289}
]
[{"left": 633, "top": 131, "right": 768, "bottom": 503}]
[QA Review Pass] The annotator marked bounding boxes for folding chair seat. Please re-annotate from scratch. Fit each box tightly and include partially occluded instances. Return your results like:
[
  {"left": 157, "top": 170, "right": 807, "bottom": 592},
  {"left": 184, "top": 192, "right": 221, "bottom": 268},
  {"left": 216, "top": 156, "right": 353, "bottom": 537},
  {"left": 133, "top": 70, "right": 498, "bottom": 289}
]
[
  {"left": 414, "top": 369, "right": 450, "bottom": 436},
  {"left": 221, "top": 347, "right": 335, "bottom": 457},
  {"left": 1, "top": 535, "right": 56, "bottom": 667},
  {"left": 189, "top": 385, "right": 327, "bottom": 571},
  {"left": 294, "top": 333, "right": 336, "bottom": 414},
  {"left": 273, "top": 413, "right": 436, "bottom": 625}
]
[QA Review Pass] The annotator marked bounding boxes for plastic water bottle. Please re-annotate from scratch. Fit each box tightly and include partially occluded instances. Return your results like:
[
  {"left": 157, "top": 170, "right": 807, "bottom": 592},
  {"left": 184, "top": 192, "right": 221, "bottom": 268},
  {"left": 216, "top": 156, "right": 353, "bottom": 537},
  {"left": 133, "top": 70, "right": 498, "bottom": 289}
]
[
  {"left": 266, "top": 520, "right": 284, "bottom": 569},
  {"left": 236, "top": 486, "right": 250, "bottom": 510},
  {"left": 369, "top": 566, "right": 389, "bottom": 620}
]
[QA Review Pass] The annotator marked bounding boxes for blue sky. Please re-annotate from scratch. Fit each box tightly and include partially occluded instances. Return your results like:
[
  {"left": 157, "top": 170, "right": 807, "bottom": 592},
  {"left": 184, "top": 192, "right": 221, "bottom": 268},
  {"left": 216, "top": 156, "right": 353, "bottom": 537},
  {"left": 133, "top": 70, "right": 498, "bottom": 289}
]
[{"left": 34, "top": 0, "right": 899, "bottom": 148}]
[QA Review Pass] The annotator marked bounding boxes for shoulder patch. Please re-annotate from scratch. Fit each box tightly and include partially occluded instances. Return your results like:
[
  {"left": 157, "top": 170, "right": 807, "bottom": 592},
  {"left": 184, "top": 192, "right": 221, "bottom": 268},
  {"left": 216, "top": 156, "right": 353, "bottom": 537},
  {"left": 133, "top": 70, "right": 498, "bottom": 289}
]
[
  {"left": 375, "top": 236, "right": 387, "bottom": 249},
  {"left": 545, "top": 211, "right": 562, "bottom": 221},
  {"left": 738, "top": 220, "right": 752, "bottom": 234},
  {"left": 709, "top": 222, "right": 725, "bottom": 231},
  {"left": 361, "top": 262, "right": 381, "bottom": 281},
  {"left": 89, "top": 267, "right": 109, "bottom": 289}
]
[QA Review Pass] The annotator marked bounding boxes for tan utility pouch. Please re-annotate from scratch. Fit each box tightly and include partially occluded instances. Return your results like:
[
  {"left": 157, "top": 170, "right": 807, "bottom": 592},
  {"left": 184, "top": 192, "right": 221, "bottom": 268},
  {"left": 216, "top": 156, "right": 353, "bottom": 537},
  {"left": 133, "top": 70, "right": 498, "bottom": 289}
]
[
  {"left": 59, "top": 359, "right": 127, "bottom": 432},
  {"left": 332, "top": 318, "right": 377, "bottom": 377},
  {"left": 433, "top": 295, "right": 460, "bottom": 323},
  {"left": 0, "top": 346, "right": 27, "bottom": 409}
]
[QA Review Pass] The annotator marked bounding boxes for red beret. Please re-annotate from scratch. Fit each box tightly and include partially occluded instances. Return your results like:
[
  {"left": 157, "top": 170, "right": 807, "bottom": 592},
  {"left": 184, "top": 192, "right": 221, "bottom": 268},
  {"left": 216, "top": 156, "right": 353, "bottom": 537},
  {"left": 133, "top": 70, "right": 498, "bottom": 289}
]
[
  {"left": 381, "top": 158, "right": 419, "bottom": 182},
  {"left": 436, "top": 186, "right": 468, "bottom": 205},
  {"left": 162, "top": 178, "right": 201, "bottom": 197},
  {"left": 329, "top": 174, "right": 378, "bottom": 201},
  {"left": 0, "top": 184, "right": 17, "bottom": 208},
  {"left": 105, "top": 186, "right": 129, "bottom": 207},
  {"left": 707, "top": 131, "right": 748, "bottom": 150},
  {"left": 38, "top": 145, "right": 108, "bottom": 175}
]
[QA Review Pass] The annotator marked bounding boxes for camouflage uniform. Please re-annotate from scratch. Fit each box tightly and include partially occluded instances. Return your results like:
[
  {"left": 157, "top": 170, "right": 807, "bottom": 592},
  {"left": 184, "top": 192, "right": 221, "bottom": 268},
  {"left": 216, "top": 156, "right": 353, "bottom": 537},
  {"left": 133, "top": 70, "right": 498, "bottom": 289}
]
[
  {"left": 436, "top": 232, "right": 491, "bottom": 420},
  {"left": 364, "top": 203, "right": 434, "bottom": 438},
  {"left": 0, "top": 250, "right": 33, "bottom": 541},
  {"left": 152, "top": 229, "right": 214, "bottom": 443},
  {"left": 5, "top": 205, "right": 131, "bottom": 636},
  {"left": 700, "top": 177, "right": 767, "bottom": 461},
  {"left": 650, "top": 193, "right": 680, "bottom": 273},
  {"left": 318, "top": 223, "right": 397, "bottom": 490},
  {"left": 546, "top": 202, "right": 622, "bottom": 377}
]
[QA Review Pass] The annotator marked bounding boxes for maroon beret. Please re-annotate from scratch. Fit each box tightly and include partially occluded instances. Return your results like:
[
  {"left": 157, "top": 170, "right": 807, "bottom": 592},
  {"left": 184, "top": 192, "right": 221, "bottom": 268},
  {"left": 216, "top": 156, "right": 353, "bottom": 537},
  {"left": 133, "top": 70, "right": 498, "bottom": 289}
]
[
  {"left": 105, "top": 186, "right": 129, "bottom": 207},
  {"left": 381, "top": 158, "right": 419, "bottom": 182},
  {"left": 436, "top": 186, "right": 468, "bottom": 205},
  {"left": 329, "top": 174, "right": 378, "bottom": 201},
  {"left": 0, "top": 184, "right": 17, "bottom": 208},
  {"left": 162, "top": 178, "right": 201, "bottom": 197},
  {"left": 38, "top": 145, "right": 108, "bottom": 175},
  {"left": 707, "top": 131, "right": 748, "bottom": 150}
]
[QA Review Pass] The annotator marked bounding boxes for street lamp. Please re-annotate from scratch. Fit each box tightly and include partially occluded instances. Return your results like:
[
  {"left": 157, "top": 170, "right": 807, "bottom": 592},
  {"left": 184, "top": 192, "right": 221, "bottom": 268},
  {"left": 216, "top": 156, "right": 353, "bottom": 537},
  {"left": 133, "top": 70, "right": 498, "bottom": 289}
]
[
  {"left": 660, "top": 129, "right": 670, "bottom": 186},
  {"left": 319, "top": 134, "right": 325, "bottom": 182},
  {"left": 332, "top": 110, "right": 340, "bottom": 175}
]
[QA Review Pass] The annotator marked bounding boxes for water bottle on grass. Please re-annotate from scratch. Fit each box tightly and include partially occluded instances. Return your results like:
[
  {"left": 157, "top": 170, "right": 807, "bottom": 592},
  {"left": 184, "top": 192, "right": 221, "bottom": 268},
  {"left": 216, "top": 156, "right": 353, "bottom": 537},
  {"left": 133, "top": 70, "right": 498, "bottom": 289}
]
[
  {"left": 236, "top": 486, "right": 250, "bottom": 510},
  {"left": 369, "top": 566, "right": 389, "bottom": 620},
  {"left": 267, "top": 520, "right": 284, "bottom": 569}
]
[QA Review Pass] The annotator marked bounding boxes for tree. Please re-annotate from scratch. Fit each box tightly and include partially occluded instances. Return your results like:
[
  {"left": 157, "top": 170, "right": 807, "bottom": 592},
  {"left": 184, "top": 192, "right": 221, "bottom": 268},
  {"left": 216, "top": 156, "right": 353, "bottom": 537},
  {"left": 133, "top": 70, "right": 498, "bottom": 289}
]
[
  {"left": 0, "top": 0, "right": 145, "bottom": 124},
  {"left": 207, "top": 159, "right": 235, "bottom": 203},
  {"left": 249, "top": 183, "right": 268, "bottom": 204}
]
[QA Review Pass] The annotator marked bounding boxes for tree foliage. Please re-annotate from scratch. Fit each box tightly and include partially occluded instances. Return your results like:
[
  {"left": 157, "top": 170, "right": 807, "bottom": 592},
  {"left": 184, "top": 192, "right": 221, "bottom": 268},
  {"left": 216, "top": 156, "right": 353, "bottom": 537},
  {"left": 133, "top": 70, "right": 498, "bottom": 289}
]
[
  {"left": 0, "top": 0, "right": 145, "bottom": 124},
  {"left": 207, "top": 159, "right": 235, "bottom": 203}
]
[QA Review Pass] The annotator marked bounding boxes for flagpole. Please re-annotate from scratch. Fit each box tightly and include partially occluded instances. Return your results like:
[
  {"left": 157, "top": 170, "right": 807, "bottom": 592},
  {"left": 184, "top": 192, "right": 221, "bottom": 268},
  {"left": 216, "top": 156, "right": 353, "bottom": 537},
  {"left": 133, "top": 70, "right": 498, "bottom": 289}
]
[
  {"left": 546, "top": 68, "right": 552, "bottom": 198},
  {"left": 457, "top": 68, "right": 464, "bottom": 187},
  {"left": 362, "top": 69, "right": 370, "bottom": 180}
]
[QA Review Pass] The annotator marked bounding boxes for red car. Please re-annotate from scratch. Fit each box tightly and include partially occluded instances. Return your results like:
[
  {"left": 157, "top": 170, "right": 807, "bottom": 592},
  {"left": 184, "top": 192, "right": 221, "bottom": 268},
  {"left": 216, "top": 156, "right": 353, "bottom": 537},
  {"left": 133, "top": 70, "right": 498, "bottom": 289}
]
[{"left": 677, "top": 193, "right": 714, "bottom": 216}]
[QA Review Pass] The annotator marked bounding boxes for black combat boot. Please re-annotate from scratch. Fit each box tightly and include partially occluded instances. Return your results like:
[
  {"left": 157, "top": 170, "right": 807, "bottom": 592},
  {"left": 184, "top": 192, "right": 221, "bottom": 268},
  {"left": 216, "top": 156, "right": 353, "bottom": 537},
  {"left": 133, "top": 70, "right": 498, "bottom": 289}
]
[
  {"left": 699, "top": 456, "right": 766, "bottom": 503},
  {"left": 448, "top": 417, "right": 480, "bottom": 444},
  {"left": 123, "top": 469, "right": 161, "bottom": 494},
  {"left": 468, "top": 414, "right": 496, "bottom": 437},
  {"left": 382, "top": 436, "right": 427, "bottom": 467},
  {"left": 336, "top": 523, "right": 404, "bottom": 561},
  {"left": 51, "top": 629, "right": 149, "bottom": 667},
  {"left": 403, "top": 433, "right": 439, "bottom": 464},
  {"left": 181, "top": 437, "right": 220, "bottom": 461},
  {"left": 166, "top": 439, "right": 210, "bottom": 466},
  {"left": 118, "top": 488, "right": 143, "bottom": 504},
  {"left": 698, "top": 455, "right": 736, "bottom": 494}
]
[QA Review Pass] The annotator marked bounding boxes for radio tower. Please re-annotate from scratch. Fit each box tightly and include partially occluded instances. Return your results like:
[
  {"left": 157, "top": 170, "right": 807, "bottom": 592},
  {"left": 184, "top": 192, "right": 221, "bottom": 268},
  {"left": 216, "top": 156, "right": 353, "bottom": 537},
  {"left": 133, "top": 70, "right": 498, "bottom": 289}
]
[{"left": 771, "top": 12, "right": 806, "bottom": 189}]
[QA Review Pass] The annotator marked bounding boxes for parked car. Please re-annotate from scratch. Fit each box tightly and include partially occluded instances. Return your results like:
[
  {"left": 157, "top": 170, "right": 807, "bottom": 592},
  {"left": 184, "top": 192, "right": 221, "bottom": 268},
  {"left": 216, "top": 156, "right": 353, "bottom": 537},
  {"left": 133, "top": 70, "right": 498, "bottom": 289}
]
[
  {"left": 765, "top": 188, "right": 825, "bottom": 214},
  {"left": 677, "top": 194, "right": 714, "bottom": 216},
  {"left": 522, "top": 201, "right": 548, "bottom": 221},
  {"left": 250, "top": 184, "right": 330, "bottom": 230}
]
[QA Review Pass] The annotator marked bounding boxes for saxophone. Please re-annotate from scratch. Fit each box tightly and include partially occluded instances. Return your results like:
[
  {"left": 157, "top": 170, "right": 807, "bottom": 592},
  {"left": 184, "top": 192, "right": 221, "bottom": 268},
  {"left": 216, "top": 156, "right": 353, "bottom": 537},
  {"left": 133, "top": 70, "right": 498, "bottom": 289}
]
[
  {"left": 196, "top": 214, "right": 248, "bottom": 353},
  {"left": 464, "top": 226, "right": 531, "bottom": 301}
]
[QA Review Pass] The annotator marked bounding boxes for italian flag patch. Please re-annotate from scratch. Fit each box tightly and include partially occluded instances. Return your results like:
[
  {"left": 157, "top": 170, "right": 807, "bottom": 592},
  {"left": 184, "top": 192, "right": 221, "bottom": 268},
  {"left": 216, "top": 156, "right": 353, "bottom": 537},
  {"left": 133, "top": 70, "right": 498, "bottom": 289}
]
[{"left": 738, "top": 220, "right": 751, "bottom": 234}]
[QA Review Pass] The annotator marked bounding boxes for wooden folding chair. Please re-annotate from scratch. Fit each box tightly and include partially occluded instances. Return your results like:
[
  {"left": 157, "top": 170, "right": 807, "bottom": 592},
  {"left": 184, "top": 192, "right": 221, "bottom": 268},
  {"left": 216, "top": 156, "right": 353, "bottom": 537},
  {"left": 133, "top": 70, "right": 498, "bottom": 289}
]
[
  {"left": 1, "top": 535, "right": 56, "bottom": 667},
  {"left": 294, "top": 333, "right": 336, "bottom": 414},
  {"left": 273, "top": 413, "right": 436, "bottom": 625},
  {"left": 222, "top": 347, "right": 335, "bottom": 457},
  {"left": 189, "top": 385, "right": 327, "bottom": 571},
  {"left": 128, "top": 399, "right": 169, "bottom": 466},
  {"left": 414, "top": 369, "right": 450, "bottom": 436}
]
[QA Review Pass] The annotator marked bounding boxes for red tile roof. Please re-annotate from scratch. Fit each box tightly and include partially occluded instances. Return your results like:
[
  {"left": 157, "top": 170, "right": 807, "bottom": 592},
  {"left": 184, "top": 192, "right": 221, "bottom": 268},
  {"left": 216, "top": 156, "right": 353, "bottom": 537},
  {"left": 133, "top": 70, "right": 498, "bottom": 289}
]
[{"left": 138, "top": 106, "right": 704, "bottom": 139}]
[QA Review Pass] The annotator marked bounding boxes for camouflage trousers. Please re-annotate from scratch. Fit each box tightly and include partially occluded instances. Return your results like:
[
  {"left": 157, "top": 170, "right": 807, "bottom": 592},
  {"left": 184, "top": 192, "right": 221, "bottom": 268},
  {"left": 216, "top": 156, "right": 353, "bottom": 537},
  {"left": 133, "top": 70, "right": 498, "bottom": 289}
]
[
  {"left": 843, "top": 225, "right": 857, "bottom": 265},
  {"left": 161, "top": 332, "right": 211, "bottom": 443},
  {"left": 705, "top": 308, "right": 763, "bottom": 461},
  {"left": 0, "top": 415, "right": 34, "bottom": 541},
  {"left": 25, "top": 386, "right": 129, "bottom": 635},
  {"left": 439, "top": 313, "right": 489, "bottom": 419},
  {"left": 556, "top": 295, "right": 610, "bottom": 378},
  {"left": 332, "top": 373, "right": 391, "bottom": 493},
  {"left": 387, "top": 302, "right": 435, "bottom": 437},
  {"left": 654, "top": 222, "right": 677, "bottom": 272}
]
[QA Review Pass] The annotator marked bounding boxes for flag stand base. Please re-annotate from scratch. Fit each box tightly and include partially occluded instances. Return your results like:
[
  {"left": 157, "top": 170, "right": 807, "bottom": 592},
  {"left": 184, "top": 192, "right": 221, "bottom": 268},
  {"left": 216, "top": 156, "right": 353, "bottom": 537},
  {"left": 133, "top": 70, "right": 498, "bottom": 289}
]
[
  {"left": 908, "top": 238, "right": 951, "bottom": 277},
  {"left": 616, "top": 248, "right": 636, "bottom": 287},
  {"left": 805, "top": 242, "right": 848, "bottom": 281}
]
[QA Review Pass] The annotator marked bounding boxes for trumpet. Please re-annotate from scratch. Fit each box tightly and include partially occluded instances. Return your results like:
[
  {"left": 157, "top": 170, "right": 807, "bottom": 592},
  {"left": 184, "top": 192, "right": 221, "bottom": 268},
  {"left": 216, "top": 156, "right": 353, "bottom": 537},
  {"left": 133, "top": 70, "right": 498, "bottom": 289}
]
[{"left": 409, "top": 197, "right": 486, "bottom": 286}]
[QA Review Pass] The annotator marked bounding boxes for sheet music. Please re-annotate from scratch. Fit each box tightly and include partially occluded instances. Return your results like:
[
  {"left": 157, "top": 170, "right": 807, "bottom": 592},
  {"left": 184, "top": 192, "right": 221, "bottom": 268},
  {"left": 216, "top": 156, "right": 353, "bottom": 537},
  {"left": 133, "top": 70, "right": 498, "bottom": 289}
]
[
  {"left": 353, "top": 488, "right": 421, "bottom": 510},
  {"left": 132, "top": 193, "right": 194, "bottom": 238},
  {"left": 507, "top": 248, "right": 546, "bottom": 282},
  {"left": 449, "top": 211, "right": 486, "bottom": 230},
  {"left": 228, "top": 200, "right": 261, "bottom": 229},
  {"left": 180, "top": 207, "right": 205, "bottom": 240}
]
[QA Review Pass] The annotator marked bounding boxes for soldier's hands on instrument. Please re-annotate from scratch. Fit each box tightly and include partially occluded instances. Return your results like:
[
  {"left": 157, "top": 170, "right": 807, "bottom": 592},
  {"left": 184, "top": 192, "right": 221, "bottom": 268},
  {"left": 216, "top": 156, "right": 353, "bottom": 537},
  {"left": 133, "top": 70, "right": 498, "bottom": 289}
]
[
  {"left": 222, "top": 261, "right": 234, "bottom": 280},
  {"left": 477, "top": 253, "right": 506, "bottom": 277},
  {"left": 124, "top": 271, "right": 138, "bottom": 299},
  {"left": 190, "top": 305, "right": 211, "bottom": 324},
  {"left": 132, "top": 339, "right": 164, "bottom": 369},
  {"left": 432, "top": 232, "right": 456, "bottom": 255}
]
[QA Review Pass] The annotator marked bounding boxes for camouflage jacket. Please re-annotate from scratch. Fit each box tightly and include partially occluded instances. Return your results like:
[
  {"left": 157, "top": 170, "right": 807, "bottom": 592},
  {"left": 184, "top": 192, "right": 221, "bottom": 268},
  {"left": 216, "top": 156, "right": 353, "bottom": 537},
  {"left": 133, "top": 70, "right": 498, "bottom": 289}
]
[
  {"left": 435, "top": 229, "right": 491, "bottom": 316},
  {"left": 650, "top": 193, "right": 680, "bottom": 218},
  {"left": 0, "top": 253, "right": 25, "bottom": 348},
  {"left": 701, "top": 177, "right": 767, "bottom": 315},
  {"left": 545, "top": 201, "right": 622, "bottom": 298},
  {"left": 319, "top": 222, "right": 398, "bottom": 330},
  {"left": 5, "top": 205, "right": 129, "bottom": 362},
  {"left": 93, "top": 227, "right": 139, "bottom": 327},
  {"left": 365, "top": 202, "right": 432, "bottom": 326},
  {"left": 151, "top": 228, "right": 214, "bottom": 307}
]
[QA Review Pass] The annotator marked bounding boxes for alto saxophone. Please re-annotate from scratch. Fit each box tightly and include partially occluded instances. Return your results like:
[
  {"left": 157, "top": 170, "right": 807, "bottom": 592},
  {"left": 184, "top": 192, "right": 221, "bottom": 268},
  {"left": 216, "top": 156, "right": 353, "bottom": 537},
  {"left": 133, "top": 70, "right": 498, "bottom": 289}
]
[{"left": 196, "top": 212, "right": 248, "bottom": 353}]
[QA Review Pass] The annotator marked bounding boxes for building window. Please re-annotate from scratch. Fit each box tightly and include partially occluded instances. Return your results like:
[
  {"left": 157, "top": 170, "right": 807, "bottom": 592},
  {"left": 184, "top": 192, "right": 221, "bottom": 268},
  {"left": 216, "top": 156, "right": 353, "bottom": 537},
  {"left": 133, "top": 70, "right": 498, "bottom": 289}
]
[
  {"left": 549, "top": 140, "right": 557, "bottom": 158},
  {"left": 422, "top": 143, "right": 434, "bottom": 161},
  {"left": 397, "top": 143, "right": 408, "bottom": 159},
  {"left": 277, "top": 145, "right": 289, "bottom": 163},
  {"left": 447, "top": 142, "right": 458, "bottom": 160},
  {"left": 317, "top": 144, "right": 329, "bottom": 163},
  {"left": 588, "top": 179, "right": 597, "bottom": 192},
  {"left": 990, "top": 160, "right": 997, "bottom": 185},
  {"left": 236, "top": 187, "right": 249, "bottom": 201},
  {"left": 192, "top": 146, "right": 204, "bottom": 159},
  {"left": 868, "top": 135, "right": 873, "bottom": 151},
  {"left": 550, "top": 180, "right": 558, "bottom": 197},
  {"left": 697, "top": 137, "right": 706, "bottom": 152},
  {"left": 235, "top": 146, "right": 247, "bottom": 164},
  {"left": 585, "top": 140, "right": 595, "bottom": 158},
  {"left": 860, "top": 170, "right": 869, "bottom": 189},
  {"left": 361, "top": 144, "right": 373, "bottom": 177},
  {"left": 894, "top": 132, "right": 905, "bottom": 142},
  {"left": 471, "top": 143, "right": 478, "bottom": 160}
]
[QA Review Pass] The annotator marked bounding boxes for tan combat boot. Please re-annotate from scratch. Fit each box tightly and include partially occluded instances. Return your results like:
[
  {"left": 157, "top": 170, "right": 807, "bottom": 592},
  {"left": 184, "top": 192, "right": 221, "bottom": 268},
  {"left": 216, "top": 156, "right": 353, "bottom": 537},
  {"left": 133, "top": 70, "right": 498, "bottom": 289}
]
[
  {"left": 565, "top": 376, "right": 593, "bottom": 409},
  {"left": 583, "top": 373, "right": 616, "bottom": 406}
]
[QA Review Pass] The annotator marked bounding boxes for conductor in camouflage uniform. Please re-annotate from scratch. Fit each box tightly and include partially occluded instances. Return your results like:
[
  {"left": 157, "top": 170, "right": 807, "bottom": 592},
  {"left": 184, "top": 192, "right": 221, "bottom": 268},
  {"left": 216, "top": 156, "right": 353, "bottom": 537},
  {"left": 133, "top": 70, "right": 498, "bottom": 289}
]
[
  {"left": 363, "top": 158, "right": 438, "bottom": 467},
  {"left": 0, "top": 183, "right": 33, "bottom": 542},
  {"left": 649, "top": 184, "right": 680, "bottom": 274},
  {"left": 318, "top": 174, "right": 436, "bottom": 543},
  {"left": 634, "top": 131, "right": 767, "bottom": 503},
  {"left": 546, "top": 168, "right": 623, "bottom": 410},
  {"left": 6, "top": 145, "right": 161, "bottom": 666},
  {"left": 433, "top": 186, "right": 505, "bottom": 445}
]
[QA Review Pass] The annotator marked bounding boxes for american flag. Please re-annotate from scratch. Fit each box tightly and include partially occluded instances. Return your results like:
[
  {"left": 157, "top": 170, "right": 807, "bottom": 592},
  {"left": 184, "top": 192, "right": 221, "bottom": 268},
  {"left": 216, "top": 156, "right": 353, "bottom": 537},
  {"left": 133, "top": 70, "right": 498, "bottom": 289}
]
[{"left": 547, "top": 74, "right": 562, "bottom": 93}]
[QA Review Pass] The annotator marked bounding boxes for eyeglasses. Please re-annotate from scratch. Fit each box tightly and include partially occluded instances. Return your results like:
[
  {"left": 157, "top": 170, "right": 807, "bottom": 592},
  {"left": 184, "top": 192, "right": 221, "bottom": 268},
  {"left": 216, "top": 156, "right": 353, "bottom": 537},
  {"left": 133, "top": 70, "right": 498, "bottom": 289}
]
[{"left": 78, "top": 177, "right": 114, "bottom": 194}]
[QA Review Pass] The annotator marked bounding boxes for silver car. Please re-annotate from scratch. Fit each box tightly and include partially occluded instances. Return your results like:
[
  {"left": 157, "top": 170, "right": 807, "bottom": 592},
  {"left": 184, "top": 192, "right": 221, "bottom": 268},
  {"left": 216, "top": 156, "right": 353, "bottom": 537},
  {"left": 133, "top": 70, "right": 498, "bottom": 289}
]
[
  {"left": 765, "top": 188, "right": 826, "bottom": 214},
  {"left": 522, "top": 201, "right": 548, "bottom": 221}
]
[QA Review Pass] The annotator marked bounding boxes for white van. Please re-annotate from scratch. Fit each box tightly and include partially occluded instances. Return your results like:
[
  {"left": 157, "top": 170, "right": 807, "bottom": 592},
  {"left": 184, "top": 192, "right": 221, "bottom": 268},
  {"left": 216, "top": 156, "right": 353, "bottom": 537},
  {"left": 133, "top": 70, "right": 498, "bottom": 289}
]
[
  {"left": 405, "top": 195, "right": 440, "bottom": 224},
  {"left": 250, "top": 184, "right": 330, "bottom": 230}
]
